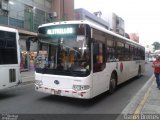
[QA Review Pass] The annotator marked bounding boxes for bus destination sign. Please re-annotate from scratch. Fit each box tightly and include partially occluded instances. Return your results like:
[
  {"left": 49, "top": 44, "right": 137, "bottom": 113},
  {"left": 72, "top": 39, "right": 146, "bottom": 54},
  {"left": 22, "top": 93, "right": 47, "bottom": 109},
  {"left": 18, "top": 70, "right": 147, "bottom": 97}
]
[{"left": 47, "top": 27, "right": 75, "bottom": 35}]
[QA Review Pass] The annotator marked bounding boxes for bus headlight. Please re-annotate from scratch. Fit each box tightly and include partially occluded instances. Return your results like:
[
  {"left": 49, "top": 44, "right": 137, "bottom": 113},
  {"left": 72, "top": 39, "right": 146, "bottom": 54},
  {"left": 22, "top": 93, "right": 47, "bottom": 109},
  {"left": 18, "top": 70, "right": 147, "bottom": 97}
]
[
  {"left": 35, "top": 80, "right": 43, "bottom": 86},
  {"left": 73, "top": 85, "right": 90, "bottom": 91}
]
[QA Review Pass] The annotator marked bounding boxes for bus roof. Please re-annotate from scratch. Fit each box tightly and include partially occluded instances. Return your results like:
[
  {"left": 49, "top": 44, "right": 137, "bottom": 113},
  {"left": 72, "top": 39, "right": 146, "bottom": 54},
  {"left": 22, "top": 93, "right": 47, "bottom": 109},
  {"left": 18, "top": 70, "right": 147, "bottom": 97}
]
[
  {"left": 38, "top": 20, "right": 144, "bottom": 49},
  {"left": 0, "top": 26, "right": 18, "bottom": 33}
]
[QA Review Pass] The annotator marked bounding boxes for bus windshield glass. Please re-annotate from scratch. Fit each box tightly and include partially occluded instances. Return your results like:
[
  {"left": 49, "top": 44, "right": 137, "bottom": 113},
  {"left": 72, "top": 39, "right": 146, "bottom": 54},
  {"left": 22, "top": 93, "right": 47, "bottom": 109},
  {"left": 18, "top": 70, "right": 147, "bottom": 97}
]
[{"left": 36, "top": 25, "right": 90, "bottom": 77}]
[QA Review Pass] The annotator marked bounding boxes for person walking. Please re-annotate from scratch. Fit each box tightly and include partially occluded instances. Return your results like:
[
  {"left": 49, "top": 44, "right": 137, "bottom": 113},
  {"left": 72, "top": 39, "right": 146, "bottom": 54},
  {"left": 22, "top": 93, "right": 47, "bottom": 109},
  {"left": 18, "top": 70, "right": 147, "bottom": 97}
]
[{"left": 152, "top": 55, "right": 160, "bottom": 89}]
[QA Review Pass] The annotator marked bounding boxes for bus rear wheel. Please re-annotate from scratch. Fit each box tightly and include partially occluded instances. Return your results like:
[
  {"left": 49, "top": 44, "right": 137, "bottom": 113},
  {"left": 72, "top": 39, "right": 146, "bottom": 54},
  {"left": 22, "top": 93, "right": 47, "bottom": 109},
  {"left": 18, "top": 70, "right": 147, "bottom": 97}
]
[{"left": 109, "top": 72, "right": 117, "bottom": 94}]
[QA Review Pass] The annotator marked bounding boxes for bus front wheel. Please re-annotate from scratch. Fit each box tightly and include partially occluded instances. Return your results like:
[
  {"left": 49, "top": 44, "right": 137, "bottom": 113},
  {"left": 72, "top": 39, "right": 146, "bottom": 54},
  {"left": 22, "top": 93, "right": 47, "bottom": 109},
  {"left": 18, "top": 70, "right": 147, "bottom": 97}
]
[{"left": 109, "top": 72, "right": 117, "bottom": 94}]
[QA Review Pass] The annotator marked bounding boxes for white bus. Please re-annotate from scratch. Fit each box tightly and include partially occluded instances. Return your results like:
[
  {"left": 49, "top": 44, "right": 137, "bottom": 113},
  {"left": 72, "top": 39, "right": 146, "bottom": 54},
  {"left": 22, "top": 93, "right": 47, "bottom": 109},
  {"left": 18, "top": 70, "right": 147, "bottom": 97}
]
[
  {"left": 0, "top": 26, "right": 20, "bottom": 90},
  {"left": 34, "top": 20, "right": 145, "bottom": 99}
]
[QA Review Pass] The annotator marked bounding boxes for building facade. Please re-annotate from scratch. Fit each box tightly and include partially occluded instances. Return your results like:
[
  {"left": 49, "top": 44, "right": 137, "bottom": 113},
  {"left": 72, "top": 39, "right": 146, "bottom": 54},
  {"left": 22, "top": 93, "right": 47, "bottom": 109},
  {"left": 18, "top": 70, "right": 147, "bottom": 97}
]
[
  {"left": 107, "top": 13, "right": 125, "bottom": 36},
  {"left": 52, "top": 0, "right": 74, "bottom": 21},
  {"left": 128, "top": 33, "right": 139, "bottom": 43},
  {"left": 0, "top": 0, "right": 74, "bottom": 31},
  {"left": 0, "top": 0, "right": 53, "bottom": 32},
  {"left": 75, "top": 8, "right": 109, "bottom": 29},
  {"left": 0, "top": 0, "right": 75, "bottom": 71}
]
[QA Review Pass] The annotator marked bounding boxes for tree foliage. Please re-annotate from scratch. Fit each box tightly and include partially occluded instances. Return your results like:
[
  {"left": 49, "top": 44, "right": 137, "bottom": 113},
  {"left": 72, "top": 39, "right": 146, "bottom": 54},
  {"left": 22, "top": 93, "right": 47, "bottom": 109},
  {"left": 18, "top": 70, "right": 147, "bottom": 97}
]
[{"left": 152, "top": 41, "right": 160, "bottom": 50}]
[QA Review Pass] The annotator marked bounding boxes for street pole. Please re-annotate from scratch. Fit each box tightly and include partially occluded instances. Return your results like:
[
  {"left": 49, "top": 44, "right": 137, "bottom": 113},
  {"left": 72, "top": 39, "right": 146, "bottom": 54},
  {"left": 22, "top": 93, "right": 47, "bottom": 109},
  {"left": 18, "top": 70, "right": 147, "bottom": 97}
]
[{"left": 27, "top": 51, "right": 30, "bottom": 71}]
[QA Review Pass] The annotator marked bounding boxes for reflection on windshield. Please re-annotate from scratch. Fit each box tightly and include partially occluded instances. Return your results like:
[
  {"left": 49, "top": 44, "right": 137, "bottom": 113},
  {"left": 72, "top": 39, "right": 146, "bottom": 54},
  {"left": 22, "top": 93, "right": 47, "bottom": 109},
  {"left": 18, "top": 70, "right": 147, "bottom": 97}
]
[{"left": 36, "top": 36, "right": 90, "bottom": 76}]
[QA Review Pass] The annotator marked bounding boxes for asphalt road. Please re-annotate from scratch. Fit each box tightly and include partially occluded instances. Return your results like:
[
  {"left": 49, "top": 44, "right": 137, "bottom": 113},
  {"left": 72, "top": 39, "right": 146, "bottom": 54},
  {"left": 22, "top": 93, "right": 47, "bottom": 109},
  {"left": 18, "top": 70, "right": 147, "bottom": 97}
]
[{"left": 0, "top": 63, "right": 153, "bottom": 120}]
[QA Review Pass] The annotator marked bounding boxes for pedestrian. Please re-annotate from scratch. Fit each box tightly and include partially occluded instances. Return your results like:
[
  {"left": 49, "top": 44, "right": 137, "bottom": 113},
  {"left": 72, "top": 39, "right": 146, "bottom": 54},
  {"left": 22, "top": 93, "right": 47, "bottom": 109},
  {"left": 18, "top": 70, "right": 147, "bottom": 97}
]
[{"left": 152, "top": 55, "right": 160, "bottom": 89}]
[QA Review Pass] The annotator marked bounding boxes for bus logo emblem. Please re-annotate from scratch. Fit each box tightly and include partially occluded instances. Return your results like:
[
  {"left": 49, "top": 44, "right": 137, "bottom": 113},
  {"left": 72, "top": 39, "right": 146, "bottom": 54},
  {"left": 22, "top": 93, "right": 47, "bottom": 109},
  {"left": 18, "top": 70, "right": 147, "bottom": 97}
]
[{"left": 54, "top": 80, "right": 59, "bottom": 85}]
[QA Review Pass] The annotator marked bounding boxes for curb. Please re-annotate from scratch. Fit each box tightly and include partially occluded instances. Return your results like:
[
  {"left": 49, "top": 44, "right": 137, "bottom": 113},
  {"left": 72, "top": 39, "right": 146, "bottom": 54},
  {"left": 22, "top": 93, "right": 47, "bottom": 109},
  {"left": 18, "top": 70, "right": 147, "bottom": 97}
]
[
  {"left": 116, "top": 74, "right": 155, "bottom": 120},
  {"left": 22, "top": 76, "right": 35, "bottom": 79},
  {"left": 132, "top": 79, "right": 154, "bottom": 116},
  {"left": 20, "top": 81, "right": 35, "bottom": 85},
  {"left": 18, "top": 76, "right": 35, "bottom": 85}
]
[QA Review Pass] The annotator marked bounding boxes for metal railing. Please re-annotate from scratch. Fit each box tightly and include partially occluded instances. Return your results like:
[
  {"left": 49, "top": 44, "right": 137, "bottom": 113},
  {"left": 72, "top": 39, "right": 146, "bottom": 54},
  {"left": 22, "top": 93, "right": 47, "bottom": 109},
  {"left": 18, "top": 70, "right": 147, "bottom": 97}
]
[
  {"left": 0, "top": 8, "right": 71, "bottom": 33},
  {"left": 0, "top": 9, "right": 53, "bottom": 32}
]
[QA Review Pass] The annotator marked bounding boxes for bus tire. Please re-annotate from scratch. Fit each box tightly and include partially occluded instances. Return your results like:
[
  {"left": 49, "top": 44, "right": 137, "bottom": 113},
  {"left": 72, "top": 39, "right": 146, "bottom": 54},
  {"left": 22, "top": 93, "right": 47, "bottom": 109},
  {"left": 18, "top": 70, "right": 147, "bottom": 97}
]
[
  {"left": 109, "top": 72, "right": 117, "bottom": 94},
  {"left": 137, "top": 66, "right": 141, "bottom": 78}
]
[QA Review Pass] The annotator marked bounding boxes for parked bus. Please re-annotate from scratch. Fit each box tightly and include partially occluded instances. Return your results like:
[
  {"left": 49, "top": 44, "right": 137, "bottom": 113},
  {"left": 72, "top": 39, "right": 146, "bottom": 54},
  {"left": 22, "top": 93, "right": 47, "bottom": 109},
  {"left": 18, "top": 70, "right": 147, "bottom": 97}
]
[
  {"left": 34, "top": 20, "right": 145, "bottom": 99},
  {"left": 0, "top": 26, "right": 21, "bottom": 90}
]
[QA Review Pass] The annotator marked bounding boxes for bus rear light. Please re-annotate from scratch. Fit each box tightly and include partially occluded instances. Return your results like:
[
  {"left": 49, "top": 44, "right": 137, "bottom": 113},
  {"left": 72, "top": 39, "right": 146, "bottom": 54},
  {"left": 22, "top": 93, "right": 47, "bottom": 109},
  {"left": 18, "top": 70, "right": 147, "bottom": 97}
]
[{"left": 72, "top": 85, "right": 90, "bottom": 91}]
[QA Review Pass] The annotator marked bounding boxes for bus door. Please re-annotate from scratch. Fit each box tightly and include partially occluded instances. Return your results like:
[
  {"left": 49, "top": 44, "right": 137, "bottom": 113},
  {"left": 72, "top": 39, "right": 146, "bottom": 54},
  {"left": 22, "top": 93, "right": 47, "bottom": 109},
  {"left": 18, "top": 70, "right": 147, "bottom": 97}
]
[{"left": 92, "top": 42, "right": 107, "bottom": 96}]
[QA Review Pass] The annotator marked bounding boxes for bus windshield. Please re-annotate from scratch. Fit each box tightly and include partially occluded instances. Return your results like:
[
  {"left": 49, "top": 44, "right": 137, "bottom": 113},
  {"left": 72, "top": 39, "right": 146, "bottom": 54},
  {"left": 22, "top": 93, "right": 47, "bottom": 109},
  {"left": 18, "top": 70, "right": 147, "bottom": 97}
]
[{"left": 35, "top": 35, "right": 90, "bottom": 77}]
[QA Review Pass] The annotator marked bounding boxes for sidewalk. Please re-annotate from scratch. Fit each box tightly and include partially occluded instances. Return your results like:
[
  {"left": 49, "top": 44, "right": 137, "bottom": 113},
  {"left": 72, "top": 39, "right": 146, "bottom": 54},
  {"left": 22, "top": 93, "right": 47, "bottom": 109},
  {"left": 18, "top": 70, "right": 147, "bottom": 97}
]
[
  {"left": 20, "top": 70, "right": 35, "bottom": 84},
  {"left": 141, "top": 81, "right": 160, "bottom": 114},
  {"left": 116, "top": 75, "right": 160, "bottom": 120}
]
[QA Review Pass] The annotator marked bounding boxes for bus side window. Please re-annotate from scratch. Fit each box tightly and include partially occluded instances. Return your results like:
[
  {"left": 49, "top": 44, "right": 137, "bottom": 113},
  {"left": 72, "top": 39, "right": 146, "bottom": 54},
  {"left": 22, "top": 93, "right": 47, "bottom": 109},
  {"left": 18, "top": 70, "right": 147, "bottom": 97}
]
[{"left": 93, "top": 43, "right": 105, "bottom": 73}]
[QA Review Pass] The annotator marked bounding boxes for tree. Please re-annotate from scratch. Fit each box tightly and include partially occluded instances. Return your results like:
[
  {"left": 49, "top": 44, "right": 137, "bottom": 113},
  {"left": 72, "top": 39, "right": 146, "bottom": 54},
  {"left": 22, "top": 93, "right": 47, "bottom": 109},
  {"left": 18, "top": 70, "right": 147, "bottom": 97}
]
[{"left": 152, "top": 41, "right": 160, "bottom": 51}]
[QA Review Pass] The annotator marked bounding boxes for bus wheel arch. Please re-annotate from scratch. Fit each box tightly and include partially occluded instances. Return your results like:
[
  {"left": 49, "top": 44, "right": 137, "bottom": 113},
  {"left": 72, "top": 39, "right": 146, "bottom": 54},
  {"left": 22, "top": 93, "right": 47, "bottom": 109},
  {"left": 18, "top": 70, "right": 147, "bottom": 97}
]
[{"left": 109, "top": 71, "right": 117, "bottom": 94}]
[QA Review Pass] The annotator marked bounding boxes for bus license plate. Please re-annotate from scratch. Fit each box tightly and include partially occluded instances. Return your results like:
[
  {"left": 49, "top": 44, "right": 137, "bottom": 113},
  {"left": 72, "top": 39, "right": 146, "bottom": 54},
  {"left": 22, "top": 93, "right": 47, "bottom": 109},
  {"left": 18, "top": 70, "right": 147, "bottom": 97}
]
[{"left": 54, "top": 90, "right": 61, "bottom": 95}]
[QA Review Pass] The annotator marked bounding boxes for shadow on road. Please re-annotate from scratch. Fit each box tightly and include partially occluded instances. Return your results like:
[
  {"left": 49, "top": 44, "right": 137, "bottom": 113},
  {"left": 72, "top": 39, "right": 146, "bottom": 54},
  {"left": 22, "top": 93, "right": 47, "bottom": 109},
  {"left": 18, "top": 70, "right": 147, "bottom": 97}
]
[
  {"left": 117, "top": 75, "right": 143, "bottom": 90},
  {"left": 37, "top": 75, "right": 146, "bottom": 107},
  {"left": 0, "top": 93, "right": 18, "bottom": 100},
  {"left": 37, "top": 93, "right": 109, "bottom": 107}
]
